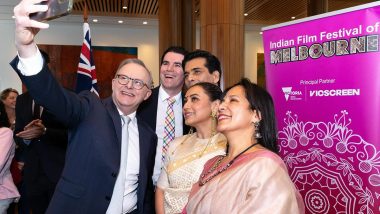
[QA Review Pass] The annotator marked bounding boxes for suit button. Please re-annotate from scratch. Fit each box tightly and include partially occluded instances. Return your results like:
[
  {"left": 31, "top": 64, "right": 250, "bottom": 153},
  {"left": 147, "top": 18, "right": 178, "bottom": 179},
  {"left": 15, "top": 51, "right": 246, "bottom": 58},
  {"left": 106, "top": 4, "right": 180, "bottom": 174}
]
[
  {"left": 105, "top": 196, "right": 111, "bottom": 201},
  {"left": 111, "top": 172, "right": 117, "bottom": 177}
]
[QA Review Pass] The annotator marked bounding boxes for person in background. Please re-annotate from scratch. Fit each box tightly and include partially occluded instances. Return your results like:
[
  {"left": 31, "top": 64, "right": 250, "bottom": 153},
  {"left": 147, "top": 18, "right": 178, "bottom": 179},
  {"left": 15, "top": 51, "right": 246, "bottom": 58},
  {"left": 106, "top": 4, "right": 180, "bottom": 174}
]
[
  {"left": 182, "top": 50, "right": 222, "bottom": 89},
  {"left": 0, "top": 127, "right": 20, "bottom": 214},
  {"left": 155, "top": 82, "right": 227, "bottom": 214},
  {"left": 138, "top": 46, "right": 190, "bottom": 185},
  {"left": 11, "top": 1, "right": 157, "bottom": 213},
  {"left": 14, "top": 89, "right": 68, "bottom": 214},
  {"left": 0, "top": 88, "right": 19, "bottom": 130},
  {"left": 1, "top": 90, "right": 23, "bottom": 214},
  {"left": 185, "top": 78, "right": 305, "bottom": 213}
]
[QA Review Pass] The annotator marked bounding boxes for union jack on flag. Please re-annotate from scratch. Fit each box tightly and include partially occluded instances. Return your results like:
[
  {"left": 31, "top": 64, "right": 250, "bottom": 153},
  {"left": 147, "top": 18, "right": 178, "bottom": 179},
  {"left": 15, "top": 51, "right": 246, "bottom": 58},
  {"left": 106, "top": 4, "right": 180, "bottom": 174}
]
[{"left": 76, "top": 22, "right": 99, "bottom": 96}]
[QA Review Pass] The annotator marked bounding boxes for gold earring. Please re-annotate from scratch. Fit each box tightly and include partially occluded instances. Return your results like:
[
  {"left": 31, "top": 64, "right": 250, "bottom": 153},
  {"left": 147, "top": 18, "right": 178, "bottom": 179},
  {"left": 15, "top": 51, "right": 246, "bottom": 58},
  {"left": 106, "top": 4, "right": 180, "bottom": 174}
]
[
  {"left": 210, "top": 111, "right": 217, "bottom": 119},
  {"left": 210, "top": 111, "right": 217, "bottom": 136}
]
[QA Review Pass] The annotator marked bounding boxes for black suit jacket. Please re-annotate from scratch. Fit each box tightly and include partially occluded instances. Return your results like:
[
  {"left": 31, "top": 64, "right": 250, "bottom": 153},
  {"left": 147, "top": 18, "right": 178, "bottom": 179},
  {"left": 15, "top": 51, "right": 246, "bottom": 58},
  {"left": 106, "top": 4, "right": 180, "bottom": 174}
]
[
  {"left": 14, "top": 92, "right": 67, "bottom": 189},
  {"left": 11, "top": 57, "right": 157, "bottom": 214},
  {"left": 137, "top": 86, "right": 190, "bottom": 134}
]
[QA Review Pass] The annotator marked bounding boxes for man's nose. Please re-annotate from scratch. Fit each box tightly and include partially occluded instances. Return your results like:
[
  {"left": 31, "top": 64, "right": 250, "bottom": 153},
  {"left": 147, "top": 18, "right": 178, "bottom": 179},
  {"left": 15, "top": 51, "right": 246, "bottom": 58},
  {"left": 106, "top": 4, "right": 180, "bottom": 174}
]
[{"left": 126, "top": 79, "right": 134, "bottom": 88}]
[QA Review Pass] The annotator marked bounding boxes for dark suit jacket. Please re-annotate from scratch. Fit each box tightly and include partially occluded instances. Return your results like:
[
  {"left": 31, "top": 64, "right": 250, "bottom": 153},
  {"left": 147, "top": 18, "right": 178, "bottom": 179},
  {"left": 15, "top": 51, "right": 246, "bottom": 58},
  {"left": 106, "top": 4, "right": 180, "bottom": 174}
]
[
  {"left": 11, "top": 57, "right": 157, "bottom": 214},
  {"left": 14, "top": 92, "right": 67, "bottom": 191},
  {"left": 137, "top": 86, "right": 190, "bottom": 134}
]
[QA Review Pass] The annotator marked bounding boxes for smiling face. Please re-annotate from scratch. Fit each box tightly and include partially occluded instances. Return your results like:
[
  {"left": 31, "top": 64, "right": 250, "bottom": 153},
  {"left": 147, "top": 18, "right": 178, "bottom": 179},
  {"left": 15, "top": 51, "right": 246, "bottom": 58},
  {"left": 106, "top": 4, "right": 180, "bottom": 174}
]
[
  {"left": 112, "top": 62, "right": 152, "bottom": 115},
  {"left": 217, "top": 86, "right": 260, "bottom": 135},
  {"left": 184, "top": 57, "right": 220, "bottom": 88},
  {"left": 1, "top": 91, "right": 18, "bottom": 110},
  {"left": 160, "top": 51, "right": 185, "bottom": 95},
  {"left": 183, "top": 85, "right": 219, "bottom": 129}
]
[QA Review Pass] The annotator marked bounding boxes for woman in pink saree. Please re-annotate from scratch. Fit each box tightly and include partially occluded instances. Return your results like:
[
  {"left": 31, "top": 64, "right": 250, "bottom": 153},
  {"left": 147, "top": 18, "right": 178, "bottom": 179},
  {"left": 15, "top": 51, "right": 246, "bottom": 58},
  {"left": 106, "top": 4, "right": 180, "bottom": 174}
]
[{"left": 185, "top": 78, "right": 305, "bottom": 213}]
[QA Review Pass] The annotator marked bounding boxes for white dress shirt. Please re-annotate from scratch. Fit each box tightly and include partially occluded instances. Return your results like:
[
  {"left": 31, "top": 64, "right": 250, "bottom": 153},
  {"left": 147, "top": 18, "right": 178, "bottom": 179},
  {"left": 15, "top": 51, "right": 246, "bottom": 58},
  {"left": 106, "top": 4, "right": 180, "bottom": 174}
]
[
  {"left": 152, "top": 86, "right": 183, "bottom": 185},
  {"left": 17, "top": 47, "right": 44, "bottom": 76},
  {"left": 118, "top": 110, "right": 139, "bottom": 213}
]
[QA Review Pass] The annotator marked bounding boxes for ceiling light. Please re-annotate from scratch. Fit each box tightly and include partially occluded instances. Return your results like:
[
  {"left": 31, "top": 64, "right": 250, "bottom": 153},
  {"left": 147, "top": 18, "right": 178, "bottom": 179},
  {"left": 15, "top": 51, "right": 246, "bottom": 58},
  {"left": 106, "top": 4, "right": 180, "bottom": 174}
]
[
  {"left": 123, "top": 6, "right": 128, "bottom": 9},
  {"left": 93, "top": 19, "right": 98, "bottom": 23},
  {"left": 118, "top": 20, "right": 124, "bottom": 24},
  {"left": 194, "top": 10, "right": 198, "bottom": 13},
  {"left": 123, "top": 0, "right": 128, "bottom": 10},
  {"left": 143, "top": 21, "right": 148, "bottom": 25},
  {"left": 244, "top": 13, "right": 248, "bottom": 16},
  {"left": 291, "top": 16, "right": 296, "bottom": 19},
  {"left": 259, "top": 32, "right": 263, "bottom": 35}
]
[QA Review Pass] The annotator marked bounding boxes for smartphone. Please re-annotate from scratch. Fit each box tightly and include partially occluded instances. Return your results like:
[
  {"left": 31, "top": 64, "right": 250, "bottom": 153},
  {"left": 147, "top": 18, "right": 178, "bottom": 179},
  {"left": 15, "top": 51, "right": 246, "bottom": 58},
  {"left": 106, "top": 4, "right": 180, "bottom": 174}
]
[{"left": 30, "top": 0, "right": 74, "bottom": 21}]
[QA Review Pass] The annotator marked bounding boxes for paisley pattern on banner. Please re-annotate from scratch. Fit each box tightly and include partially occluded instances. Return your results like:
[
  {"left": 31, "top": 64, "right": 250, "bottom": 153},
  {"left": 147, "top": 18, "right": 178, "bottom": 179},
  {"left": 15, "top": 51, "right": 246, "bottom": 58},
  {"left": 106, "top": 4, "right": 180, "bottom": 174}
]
[
  {"left": 262, "top": 2, "right": 380, "bottom": 214},
  {"left": 279, "top": 111, "right": 379, "bottom": 214}
]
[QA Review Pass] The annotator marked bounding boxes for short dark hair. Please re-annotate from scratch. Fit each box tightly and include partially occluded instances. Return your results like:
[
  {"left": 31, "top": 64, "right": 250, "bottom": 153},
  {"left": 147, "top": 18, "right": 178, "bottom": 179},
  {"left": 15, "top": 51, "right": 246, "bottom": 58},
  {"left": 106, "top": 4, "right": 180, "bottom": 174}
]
[
  {"left": 160, "top": 46, "right": 188, "bottom": 65},
  {"left": 189, "top": 82, "right": 222, "bottom": 102},
  {"left": 224, "top": 78, "right": 278, "bottom": 153},
  {"left": 182, "top": 50, "right": 222, "bottom": 82}
]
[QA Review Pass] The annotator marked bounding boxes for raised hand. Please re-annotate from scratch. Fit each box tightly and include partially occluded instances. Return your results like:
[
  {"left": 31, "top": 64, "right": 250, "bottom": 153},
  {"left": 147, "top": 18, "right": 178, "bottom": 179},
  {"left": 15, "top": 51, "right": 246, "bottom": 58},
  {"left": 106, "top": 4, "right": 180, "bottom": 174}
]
[{"left": 14, "top": 0, "right": 49, "bottom": 57}]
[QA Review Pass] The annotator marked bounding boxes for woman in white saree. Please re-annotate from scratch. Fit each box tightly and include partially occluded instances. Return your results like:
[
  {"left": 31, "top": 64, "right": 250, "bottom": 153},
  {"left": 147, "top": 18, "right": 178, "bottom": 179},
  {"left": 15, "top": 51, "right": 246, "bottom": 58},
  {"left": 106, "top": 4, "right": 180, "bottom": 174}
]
[{"left": 155, "top": 82, "right": 227, "bottom": 214}]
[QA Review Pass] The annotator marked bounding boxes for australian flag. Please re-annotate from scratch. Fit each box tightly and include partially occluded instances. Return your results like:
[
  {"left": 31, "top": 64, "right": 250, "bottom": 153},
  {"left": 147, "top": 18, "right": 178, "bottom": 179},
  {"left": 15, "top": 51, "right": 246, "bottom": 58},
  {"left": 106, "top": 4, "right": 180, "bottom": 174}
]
[{"left": 76, "top": 22, "right": 99, "bottom": 96}]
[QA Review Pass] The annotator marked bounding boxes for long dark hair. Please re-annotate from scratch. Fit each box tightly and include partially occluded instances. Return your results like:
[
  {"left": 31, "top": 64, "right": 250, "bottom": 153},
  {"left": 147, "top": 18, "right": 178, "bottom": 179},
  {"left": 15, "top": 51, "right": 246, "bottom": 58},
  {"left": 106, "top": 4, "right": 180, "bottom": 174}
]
[
  {"left": 0, "top": 102, "right": 9, "bottom": 128},
  {"left": 223, "top": 78, "right": 278, "bottom": 153}
]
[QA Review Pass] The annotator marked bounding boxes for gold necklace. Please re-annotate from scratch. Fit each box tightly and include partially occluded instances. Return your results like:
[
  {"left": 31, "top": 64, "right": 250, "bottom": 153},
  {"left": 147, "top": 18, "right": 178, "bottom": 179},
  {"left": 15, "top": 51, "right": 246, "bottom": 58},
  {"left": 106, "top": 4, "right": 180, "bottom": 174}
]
[
  {"left": 170, "top": 133, "right": 216, "bottom": 158},
  {"left": 199, "top": 134, "right": 215, "bottom": 157}
]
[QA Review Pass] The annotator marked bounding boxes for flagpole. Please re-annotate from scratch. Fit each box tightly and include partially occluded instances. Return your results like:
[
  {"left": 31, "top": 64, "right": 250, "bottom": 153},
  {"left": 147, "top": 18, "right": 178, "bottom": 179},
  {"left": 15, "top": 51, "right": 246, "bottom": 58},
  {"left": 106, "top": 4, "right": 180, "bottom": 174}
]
[{"left": 83, "top": 1, "right": 88, "bottom": 23}]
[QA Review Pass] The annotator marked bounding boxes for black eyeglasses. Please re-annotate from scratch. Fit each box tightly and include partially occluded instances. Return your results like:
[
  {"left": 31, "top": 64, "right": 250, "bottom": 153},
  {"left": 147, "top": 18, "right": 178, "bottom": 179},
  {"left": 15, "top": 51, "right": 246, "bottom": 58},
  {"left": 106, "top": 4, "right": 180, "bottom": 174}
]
[{"left": 115, "top": 74, "right": 150, "bottom": 90}]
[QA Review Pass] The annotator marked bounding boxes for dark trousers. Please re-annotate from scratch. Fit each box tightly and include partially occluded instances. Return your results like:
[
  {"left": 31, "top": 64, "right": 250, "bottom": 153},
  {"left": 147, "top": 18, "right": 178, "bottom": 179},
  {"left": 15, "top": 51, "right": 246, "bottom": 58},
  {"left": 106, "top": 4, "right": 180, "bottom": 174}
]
[{"left": 25, "top": 173, "right": 57, "bottom": 214}]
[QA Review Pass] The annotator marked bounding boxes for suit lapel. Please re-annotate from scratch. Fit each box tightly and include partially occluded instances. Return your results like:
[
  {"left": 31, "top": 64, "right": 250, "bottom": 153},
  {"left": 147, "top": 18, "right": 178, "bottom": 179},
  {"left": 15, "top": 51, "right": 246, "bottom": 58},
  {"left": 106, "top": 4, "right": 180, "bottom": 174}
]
[
  {"left": 104, "top": 97, "right": 122, "bottom": 147},
  {"left": 137, "top": 116, "right": 149, "bottom": 171},
  {"left": 151, "top": 87, "right": 160, "bottom": 130}
]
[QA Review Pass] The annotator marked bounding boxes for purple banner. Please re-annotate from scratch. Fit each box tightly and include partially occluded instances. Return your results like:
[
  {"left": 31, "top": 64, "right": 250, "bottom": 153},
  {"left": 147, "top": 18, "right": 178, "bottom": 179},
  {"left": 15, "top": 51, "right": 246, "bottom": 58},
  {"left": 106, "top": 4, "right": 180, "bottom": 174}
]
[{"left": 263, "top": 3, "right": 380, "bottom": 214}]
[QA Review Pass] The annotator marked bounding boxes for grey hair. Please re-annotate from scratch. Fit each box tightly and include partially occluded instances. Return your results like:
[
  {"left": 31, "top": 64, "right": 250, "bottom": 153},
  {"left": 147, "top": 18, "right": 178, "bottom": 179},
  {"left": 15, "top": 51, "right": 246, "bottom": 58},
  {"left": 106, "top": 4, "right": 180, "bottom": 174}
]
[{"left": 116, "top": 58, "right": 153, "bottom": 88}]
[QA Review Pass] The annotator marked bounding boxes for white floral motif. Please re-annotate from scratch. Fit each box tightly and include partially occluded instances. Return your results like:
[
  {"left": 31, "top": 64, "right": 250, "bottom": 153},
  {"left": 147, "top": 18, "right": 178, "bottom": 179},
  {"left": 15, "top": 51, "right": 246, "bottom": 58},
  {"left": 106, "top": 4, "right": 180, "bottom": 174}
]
[{"left": 279, "top": 111, "right": 379, "bottom": 214}]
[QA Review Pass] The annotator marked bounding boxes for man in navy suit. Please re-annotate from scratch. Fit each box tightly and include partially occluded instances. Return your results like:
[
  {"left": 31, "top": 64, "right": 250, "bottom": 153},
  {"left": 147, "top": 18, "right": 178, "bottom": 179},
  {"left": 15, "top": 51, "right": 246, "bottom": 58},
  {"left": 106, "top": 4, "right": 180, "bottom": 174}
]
[
  {"left": 11, "top": 1, "right": 157, "bottom": 213},
  {"left": 137, "top": 46, "right": 190, "bottom": 185}
]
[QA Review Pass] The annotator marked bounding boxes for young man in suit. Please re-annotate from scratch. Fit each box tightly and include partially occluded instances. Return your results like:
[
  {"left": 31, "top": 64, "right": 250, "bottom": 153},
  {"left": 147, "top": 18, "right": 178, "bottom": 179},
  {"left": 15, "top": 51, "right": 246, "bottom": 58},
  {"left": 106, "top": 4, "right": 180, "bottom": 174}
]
[
  {"left": 14, "top": 90, "right": 68, "bottom": 214},
  {"left": 11, "top": 1, "right": 157, "bottom": 213},
  {"left": 183, "top": 50, "right": 222, "bottom": 89},
  {"left": 138, "top": 46, "right": 189, "bottom": 185}
]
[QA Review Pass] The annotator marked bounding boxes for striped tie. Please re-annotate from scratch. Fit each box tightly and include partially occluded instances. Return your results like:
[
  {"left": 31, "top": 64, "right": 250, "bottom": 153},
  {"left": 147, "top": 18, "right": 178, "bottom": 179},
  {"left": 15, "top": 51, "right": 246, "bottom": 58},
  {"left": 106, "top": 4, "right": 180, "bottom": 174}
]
[{"left": 162, "top": 97, "right": 176, "bottom": 161}]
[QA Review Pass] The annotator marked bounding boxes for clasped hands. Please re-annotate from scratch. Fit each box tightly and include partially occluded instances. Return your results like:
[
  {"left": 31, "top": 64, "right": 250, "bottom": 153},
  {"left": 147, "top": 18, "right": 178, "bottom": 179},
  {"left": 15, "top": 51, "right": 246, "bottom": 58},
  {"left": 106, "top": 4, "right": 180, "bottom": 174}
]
[{"left": 16, "top": 119, "right": 46, "bottom": 140}]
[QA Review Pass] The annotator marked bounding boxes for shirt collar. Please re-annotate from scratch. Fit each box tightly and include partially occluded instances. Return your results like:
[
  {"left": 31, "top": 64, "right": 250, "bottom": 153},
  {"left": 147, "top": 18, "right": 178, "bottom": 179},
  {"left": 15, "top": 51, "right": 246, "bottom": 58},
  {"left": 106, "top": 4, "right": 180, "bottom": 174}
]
[
  {"left": 116, "top": 108, "right": 136, "bottom": 122},
  {"left": 159, "top": 85, "right": 182, "bottom": 103}
]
